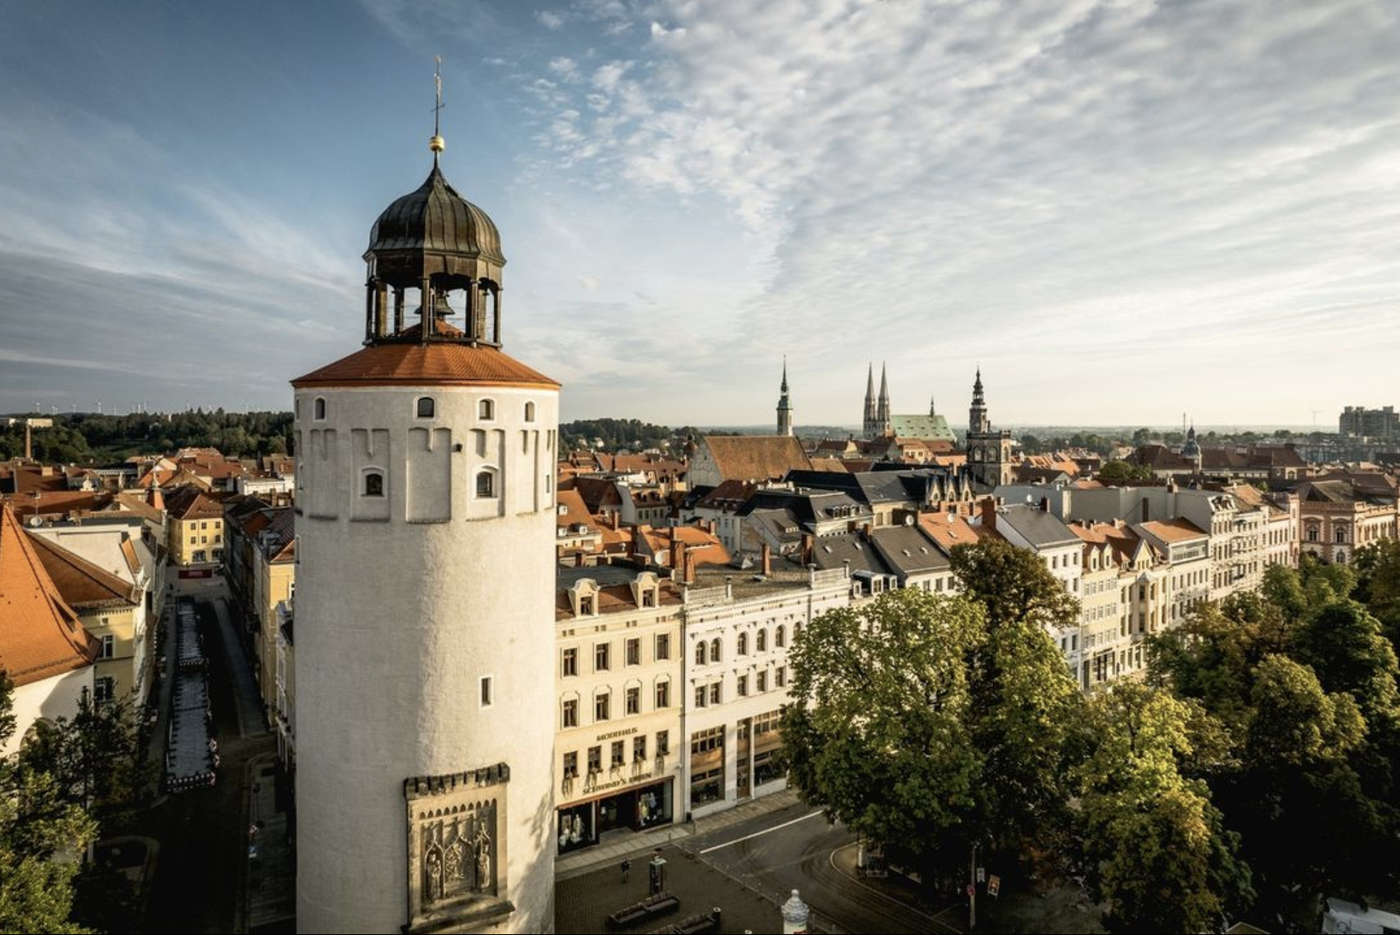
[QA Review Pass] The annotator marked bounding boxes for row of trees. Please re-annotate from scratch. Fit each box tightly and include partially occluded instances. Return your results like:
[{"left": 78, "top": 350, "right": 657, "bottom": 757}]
[
  {"left": 782, "top": 538, "right": 1400, "bottom": 932},
  {"left": 0, "top": 677, "right": 150, "bottom": 932},
  {"left": 0, "top": 410, "right": 293, "bottom": 463},
  {"left": 559, "top": 418, "right": 696, "bottom": 453}
]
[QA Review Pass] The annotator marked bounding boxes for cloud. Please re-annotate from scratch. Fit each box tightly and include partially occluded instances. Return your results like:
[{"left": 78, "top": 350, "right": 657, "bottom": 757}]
[
  {"left": 503, "top": 0, "right": 1400, "bottom": 424},
  {"left": 536, "top": 9, "right": 565, "bottom": 29}
]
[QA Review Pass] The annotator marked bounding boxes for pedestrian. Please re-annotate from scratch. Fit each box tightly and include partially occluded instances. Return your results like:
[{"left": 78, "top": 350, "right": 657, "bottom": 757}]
[{"left": 620, "top": 857, "right": 630, "bottom": 884}]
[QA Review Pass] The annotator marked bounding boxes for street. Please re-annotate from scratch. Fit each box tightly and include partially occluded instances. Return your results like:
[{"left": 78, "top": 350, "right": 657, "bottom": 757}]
[
  {"left": 139, "top": 579, "right": 279, "bottom": 934},
  {"left": 678, "top": 798, "right": 962, "bottom": 934}
]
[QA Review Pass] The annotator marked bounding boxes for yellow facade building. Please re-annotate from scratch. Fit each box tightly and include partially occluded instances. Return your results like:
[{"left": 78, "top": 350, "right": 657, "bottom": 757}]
[
  {"left": 554, "top": 566, "right": 684, "bottom": 855},
  {"left": 164, "top": 486, "right": 226, "bottom": 566}
]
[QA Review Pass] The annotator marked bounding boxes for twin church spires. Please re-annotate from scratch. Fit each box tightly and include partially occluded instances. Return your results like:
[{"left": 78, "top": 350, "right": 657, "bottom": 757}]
[{"left": 862, "top": 362, "right": 891, "bottom": 438}]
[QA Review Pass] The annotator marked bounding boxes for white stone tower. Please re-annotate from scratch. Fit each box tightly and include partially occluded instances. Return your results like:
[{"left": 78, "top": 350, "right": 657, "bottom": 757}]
[{"left": 292, "top": 86, "right": 558, "bottom": 933}]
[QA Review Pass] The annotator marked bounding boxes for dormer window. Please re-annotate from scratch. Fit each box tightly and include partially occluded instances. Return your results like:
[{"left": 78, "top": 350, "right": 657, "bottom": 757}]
[
  {"left": 416, "top": 397, "right": 435, "bottom": 418},
  {"left": 478, "top": 399, "right": 494, "bottom": 420},
  {"left": 579, "top": 596, "right": 594, "bottom": 615},
  {"left": 642, "top": 589, "right": 655, "bottom": 608},
  {"left": 362, "top": 470, "right": 385, "bottom": 497},
  {"left": 313, "top": 397, "right": 326, "bottom": 420}
]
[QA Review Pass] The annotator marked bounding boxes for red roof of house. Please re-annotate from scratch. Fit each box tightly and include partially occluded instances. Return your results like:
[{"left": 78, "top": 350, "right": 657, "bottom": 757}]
[{"left": 0, "top": 504, "right": 98, "bottom": 686}]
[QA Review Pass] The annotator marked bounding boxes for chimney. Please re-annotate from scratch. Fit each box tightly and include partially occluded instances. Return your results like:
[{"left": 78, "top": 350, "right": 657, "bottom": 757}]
[
  {"left": 761, "top": 543, "right": 772, "bottom": 576},
  {"left": 610, "top": 510, "right": 620, "bottom": 529},
  {"left": 682, "top": 550, "right": 696, "bottom": 584},
  {"left": 705, "top": 518, "right": 716, "bottom": 535},
  {"left": 1141, "top": 499, "right": 1150, "bottom": 523},
  {"left": 669, "top": 537, "right": 684, "bottom": 571},
  {"left": 980, "top": 496, "right": 997, "bottom": 533},
  {"left": 801, "top": 532, "right": 814, "bottom": 564},
  {"left": 146, "top": 483, "right": 164, "bottom": 512}
]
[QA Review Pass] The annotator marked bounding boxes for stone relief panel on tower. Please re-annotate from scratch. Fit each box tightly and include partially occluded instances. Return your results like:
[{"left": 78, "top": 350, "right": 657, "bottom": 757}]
[{"left": 404, "top": 765, "right": 512, "bottom": 933}]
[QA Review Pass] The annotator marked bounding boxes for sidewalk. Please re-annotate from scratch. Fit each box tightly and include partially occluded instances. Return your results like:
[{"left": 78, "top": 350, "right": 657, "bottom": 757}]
[
  {"left": 555, "top": 789, "right": 803, "bottom": 880},
  {"left": 209, "top": 597, "right": 268, "bottom": 738},
  {"left": 243, "top": 753, "right": 295, "bottom": 932}
]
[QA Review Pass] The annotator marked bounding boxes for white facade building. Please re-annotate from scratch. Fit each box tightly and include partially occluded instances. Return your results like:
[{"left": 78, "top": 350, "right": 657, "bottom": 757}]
[{"left": 680, "top": 565, "right": 851, "bottom": 818}]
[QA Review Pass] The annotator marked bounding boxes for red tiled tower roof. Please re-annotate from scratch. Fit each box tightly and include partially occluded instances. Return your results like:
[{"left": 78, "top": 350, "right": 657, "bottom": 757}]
[{"left": 291, "top": 342, "right": 559, "bottom": 389}]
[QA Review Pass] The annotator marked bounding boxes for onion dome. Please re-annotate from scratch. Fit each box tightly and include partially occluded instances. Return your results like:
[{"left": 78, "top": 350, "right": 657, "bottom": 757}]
[{"left": 366, "top": 164, "right": 505, "bottom": 270}]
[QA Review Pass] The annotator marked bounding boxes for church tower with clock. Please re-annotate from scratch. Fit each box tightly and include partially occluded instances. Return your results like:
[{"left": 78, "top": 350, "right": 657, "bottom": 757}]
[
  {"left": 292, "top": 70, "right": 558, "bottom": 934},
  {"left": 965, "top": 368, "right": 1013, "bottom": 488}
]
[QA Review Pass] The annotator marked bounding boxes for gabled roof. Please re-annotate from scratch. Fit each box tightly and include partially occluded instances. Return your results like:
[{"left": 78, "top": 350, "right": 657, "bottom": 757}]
[
  {"left": 28, "top": 533, "right": 140, "bottom": 610},
  {"left": 0, "top": 505, "right": 98, "bottom": 686},
  {"left": 700, "top": 435, "right": 812, "bottom": 482},
  {"left": 164, "top": 486, "right": 224, "bottom": 521}
]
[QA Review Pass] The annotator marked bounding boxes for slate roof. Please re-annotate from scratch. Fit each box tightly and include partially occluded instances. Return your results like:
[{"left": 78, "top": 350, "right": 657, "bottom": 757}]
[
  {"left": 0, "top": 504, "right": 98, "bottom": 686},
  {"left": 809, "top": 532, "right": 894, "bottom": 577},
  {"left": 869, "top": 525, "right": 950, "bottom": 575},
  {"left": 996, "top": 504, "right": 1080, "bottom": 548}
]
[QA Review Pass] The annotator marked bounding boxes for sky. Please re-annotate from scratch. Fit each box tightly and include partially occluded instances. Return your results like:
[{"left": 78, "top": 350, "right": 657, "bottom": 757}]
[{"left": 0, "top": 0, "right": 1397, "bottom": 428}]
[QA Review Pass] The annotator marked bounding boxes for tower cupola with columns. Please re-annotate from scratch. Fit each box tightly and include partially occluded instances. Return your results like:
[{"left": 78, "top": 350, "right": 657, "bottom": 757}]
[{"left": 291, "top": 65, "right": 557, "bottom": 935}]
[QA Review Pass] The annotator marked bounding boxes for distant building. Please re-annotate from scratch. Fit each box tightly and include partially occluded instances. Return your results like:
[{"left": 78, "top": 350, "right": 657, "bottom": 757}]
[
  {"left": 776, "top": 360, "right": 793, "bottom": 436},
  {"left": 964, "top": 369, "right": 1013, "bottom": 488},
  {"left": 859, "top": 363, "right": 954, "bottom": 442},
  {"left": 1340, "top": 404, "right": 1399, "bottom": 440},
  {"left": 688, "top": 435, "right": 812, "bottom": 488}
]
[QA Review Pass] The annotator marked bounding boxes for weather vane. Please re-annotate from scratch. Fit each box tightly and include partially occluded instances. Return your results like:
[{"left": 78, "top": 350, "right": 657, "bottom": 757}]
[{"left": 430, "top": 55, "right": 446, "bottom": 157}]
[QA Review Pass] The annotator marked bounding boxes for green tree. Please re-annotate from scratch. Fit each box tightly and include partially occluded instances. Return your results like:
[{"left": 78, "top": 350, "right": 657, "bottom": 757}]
[
  {"left": 782, "top": 589, "right": 985, "bottom": 881},
  {"left": 1097, "top": 460, "right": 1153, "bottom": 484},
  {"left": 19, "top": 694, "right": 151, "bottom": 831},
  {"left": 1289, "top": 600, "right": 1400, "bottom": 730},
  {"left": 0, "top": 675, "right": 96, "bottom": 934},
  {"left": 1076, "top": 683, "right": 1252, "bottom": 934}
]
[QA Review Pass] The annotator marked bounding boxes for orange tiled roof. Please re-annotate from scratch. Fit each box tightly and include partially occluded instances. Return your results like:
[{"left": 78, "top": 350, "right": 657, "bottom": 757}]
[
  {"left": 1138, "top": 518, "right": 1208, "bottom": 543},
  {"left": 917, "top": 511, "right": 985, "bottom": 553},
  {"left": 28, "top": 533, "right": 140, "bottom": 610},
  {"left": 0, "top": 504, "right": 98, "bottom": 686},
  {"left": 291, "top": 342, "right": 560, "bottom": 389}
]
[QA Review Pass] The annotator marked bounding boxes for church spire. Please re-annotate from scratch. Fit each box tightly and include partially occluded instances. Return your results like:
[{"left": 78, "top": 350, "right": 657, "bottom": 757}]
[
  {"left": 776, "top": 356, "right": 793, "bottom": 436},
  {"left": 862, "top": 362, "right": 877, "bottom": 437},
  {"left": 876, "top": 362, "right": 890, "bottom": 433}
]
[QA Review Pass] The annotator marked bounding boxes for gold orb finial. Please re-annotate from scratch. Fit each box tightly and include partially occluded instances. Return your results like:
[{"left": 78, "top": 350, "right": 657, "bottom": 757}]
[{"left": 430, "top": 134, "right": 445, "bottom": 153}]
